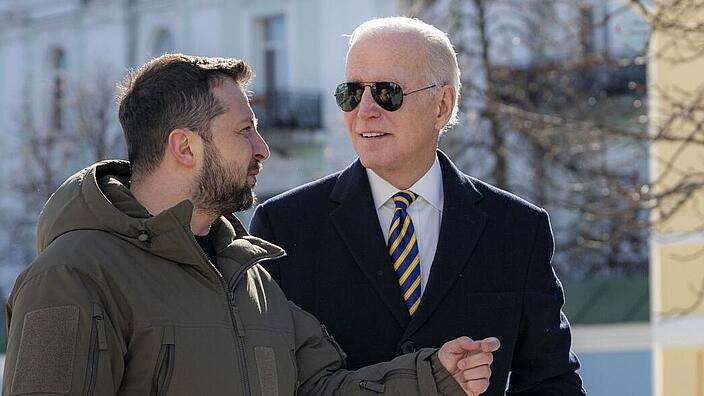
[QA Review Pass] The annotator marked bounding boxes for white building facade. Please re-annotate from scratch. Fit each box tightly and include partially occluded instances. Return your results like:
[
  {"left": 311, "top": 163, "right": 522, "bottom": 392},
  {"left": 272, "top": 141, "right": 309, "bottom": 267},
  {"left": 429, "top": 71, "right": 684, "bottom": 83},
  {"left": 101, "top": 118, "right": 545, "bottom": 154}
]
[
  {"left": 0, "top": 0, "right": 402, "bottom": 196},
  {"left": 0, "top": 0, "right": 402, "bottom": 289}
]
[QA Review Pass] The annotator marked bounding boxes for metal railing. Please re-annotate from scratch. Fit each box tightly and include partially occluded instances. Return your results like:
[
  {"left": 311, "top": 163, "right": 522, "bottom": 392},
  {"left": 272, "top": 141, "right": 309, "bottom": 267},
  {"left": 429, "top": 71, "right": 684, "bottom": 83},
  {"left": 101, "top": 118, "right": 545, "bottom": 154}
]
[{"left": 251, "top": 90, "right": 322, "bottom": 130}]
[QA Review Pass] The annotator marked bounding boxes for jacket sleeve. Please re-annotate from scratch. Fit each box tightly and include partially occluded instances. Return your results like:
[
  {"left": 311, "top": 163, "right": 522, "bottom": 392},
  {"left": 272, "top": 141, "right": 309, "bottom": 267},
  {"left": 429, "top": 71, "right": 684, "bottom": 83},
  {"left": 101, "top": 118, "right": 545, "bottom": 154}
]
[
  {"left": 289, "top": 302, "right": 466, "bottom": 396},
  {"left": 3, "top": 265, "right": 125, "bottom": 396},
  {"left": 249, "top": 204, "right": 282, "bottom": 283},
  {"left": 506, "top": 210, "right": 586, "bottom": 395}
]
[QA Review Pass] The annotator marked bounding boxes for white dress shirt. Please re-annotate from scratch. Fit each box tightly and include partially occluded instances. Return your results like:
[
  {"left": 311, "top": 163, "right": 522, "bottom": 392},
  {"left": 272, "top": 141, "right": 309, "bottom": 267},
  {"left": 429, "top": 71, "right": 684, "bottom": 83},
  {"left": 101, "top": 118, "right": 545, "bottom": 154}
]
[{"left": 366, "top": 157, "right": 444, "bottom": 296}]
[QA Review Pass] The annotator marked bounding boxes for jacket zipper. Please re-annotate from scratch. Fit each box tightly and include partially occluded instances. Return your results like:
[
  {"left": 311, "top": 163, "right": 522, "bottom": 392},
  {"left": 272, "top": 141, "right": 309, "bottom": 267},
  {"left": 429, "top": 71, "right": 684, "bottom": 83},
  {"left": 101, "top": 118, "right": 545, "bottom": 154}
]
[
  {"left": 224, "top": 253, "right": 285, "bottom": 396},
  {"left": 380, "top": 368, "right": 417, "bottom": 380},
  {"left": 193, "top": 241, "right": 252, "bottom": 396},
  {"left": 151, "top": 333, "right": 175, "bottom": 396},
  {"left": 289, "top": 340, "right": 299, "bottom": 396},
  {"left": 226, "top": 289, "right": 250, "bottom": 396},
  {"left": 182, "top": 226, "right": 286, "bottom": 396},
  {"left": 84, "top": 304, "right": 107, "bottom": 396},
  {"left": 359, "top": 369, "right": 417, "bottom": 393},
  {"left": 321, "top": 323, "right": 346, "bottom": 365}
]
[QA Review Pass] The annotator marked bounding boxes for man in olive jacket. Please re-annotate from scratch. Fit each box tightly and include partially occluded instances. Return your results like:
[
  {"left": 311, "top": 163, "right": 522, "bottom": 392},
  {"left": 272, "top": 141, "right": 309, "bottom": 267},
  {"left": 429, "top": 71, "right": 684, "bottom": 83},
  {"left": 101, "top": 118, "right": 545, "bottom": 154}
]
[{"left": 2, "top": 54, "right": 499, "bottom": 396}]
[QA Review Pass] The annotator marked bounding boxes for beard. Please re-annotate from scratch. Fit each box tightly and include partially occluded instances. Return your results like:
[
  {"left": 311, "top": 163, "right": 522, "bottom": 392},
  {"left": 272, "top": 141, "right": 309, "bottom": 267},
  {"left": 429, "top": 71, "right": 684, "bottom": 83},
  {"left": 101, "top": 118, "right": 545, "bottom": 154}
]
[{"left": 192, "top": 142, "right": 259, "bottom": 216}]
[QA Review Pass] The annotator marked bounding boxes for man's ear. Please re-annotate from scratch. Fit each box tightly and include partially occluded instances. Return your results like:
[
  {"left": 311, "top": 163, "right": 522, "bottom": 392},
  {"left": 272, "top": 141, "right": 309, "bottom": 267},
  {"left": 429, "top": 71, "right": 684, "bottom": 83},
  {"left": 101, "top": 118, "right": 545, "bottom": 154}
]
[
  {"left": 434, "top": 85, "right": 455, "bottom": 131},
  {"left": 166, "top": 129, "right": 198, "bottom": 168}
]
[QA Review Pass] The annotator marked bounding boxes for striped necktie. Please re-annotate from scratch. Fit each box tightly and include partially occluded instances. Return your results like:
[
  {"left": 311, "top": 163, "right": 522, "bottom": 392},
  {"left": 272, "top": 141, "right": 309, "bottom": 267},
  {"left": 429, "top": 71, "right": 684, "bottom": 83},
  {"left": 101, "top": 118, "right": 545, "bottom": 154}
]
[{"left": 388, "top": 191, "right": 421, "bottom": 315}]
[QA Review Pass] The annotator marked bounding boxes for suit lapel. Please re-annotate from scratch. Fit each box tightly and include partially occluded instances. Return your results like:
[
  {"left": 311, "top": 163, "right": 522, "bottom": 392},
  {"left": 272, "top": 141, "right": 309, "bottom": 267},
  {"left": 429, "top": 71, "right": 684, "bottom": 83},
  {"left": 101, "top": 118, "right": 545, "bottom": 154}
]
[
  {"left": 402, "top": 152, "right": 488, "bottom": 340},
  {"left": 329, "top": 160, "right": 410, "bottom": 329}
]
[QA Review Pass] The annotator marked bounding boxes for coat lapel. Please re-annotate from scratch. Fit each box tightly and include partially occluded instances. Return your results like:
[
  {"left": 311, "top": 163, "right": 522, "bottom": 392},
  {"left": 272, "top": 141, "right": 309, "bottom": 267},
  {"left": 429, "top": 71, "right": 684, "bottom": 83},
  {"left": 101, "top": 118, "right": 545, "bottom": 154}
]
[
  {"left": 329, "top": 161, "right": 410, "bottom": 329},
  {"left": 402, "top": 152, "right": 488, "bottom": 340}
]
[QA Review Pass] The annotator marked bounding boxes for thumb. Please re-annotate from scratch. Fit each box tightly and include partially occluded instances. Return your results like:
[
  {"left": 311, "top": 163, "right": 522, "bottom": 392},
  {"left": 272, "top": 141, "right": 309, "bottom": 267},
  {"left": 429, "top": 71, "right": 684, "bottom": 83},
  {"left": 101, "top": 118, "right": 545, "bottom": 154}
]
[
  {"left": 443, "top": 336, "right": 478, "bottom": 354},
  {"left": 479, "top": 337, "right": 500, "bottom": 353}
]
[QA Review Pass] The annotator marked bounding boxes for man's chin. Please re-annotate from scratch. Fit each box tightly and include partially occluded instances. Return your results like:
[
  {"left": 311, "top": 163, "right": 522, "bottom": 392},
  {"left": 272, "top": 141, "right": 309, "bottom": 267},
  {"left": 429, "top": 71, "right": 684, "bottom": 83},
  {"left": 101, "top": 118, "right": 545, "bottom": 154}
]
[
  {"left": 229, "top": 191, "right": 257, "bottom": 214},
  {"left": 195, "top": 190, "right": 256, "bottom": 216}
]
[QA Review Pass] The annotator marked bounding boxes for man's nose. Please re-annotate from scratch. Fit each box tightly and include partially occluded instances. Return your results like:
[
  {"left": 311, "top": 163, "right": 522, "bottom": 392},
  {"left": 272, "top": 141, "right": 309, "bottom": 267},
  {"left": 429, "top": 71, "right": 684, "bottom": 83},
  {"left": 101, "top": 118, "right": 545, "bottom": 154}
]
[
  {"left": 253, "top": 130, "right": 270, "bottom": 161},
  {"left": 356, "top": 86, "right": 381, "bottom": 118}
]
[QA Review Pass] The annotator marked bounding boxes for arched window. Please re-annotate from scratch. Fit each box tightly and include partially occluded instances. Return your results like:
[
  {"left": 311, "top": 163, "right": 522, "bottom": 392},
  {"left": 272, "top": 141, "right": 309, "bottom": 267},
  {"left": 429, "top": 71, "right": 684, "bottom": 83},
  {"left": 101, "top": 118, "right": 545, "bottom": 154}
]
[
  {"left": 49, "top": 47, "right": 66, "bottom": 130},
  {"left": 152, "top": 28, "right": 175, "bottom": 56}
]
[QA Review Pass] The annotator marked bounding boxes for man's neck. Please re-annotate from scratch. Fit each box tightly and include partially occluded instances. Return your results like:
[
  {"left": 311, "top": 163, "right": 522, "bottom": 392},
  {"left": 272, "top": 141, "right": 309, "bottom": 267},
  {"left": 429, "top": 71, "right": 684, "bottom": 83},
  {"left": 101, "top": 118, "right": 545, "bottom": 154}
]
[
  {"left": 130, "top": 171, "right": 215, "bottom": 236},
  {"left": 373, "top": 154, "right": 436, "bottom": 190},
  {"left": 190, "top": 209, "right": 215, "bottom": 236}
]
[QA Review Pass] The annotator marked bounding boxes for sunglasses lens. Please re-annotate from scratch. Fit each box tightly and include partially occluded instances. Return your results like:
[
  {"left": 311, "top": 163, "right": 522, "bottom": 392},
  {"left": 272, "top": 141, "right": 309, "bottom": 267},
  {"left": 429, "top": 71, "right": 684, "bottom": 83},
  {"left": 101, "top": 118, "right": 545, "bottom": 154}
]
[
  {"left": 372, "top": 82, "right": 403, "bottom": 111},
  {"left": 335, "top": 83, "right": 363, "bottom": 112},
  {"left": 334, "top": 82, "right": 405, "bottom": 112}
]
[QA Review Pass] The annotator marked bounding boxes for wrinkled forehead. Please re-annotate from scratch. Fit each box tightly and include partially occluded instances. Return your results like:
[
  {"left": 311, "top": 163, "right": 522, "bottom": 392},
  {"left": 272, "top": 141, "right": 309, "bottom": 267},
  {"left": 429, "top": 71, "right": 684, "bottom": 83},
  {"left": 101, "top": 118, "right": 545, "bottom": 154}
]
[{"left": 345, "top": 31, "right": 428, "bottom": 83}]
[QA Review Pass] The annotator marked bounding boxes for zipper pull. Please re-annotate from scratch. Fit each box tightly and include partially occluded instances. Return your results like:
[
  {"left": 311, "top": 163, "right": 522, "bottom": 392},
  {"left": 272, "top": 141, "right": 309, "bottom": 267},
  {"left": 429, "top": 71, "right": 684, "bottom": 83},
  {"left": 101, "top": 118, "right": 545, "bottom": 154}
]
[
  {"left": 359, "top": 380, "right": 385, "bottom": 393},
  {"left": 93, "top": 304, "right": 108, "bottom": 350},
  {"left": 231, "top": 304, "right": 246, "bottom": 337}
]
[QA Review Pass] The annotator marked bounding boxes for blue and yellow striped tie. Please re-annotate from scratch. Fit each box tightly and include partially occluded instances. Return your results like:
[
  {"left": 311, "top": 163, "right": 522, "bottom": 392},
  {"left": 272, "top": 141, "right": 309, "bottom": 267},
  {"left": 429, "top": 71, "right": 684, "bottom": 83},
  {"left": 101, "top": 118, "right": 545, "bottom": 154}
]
[{"left": 388, "top": 191, "right": 422, "bottom": 315}]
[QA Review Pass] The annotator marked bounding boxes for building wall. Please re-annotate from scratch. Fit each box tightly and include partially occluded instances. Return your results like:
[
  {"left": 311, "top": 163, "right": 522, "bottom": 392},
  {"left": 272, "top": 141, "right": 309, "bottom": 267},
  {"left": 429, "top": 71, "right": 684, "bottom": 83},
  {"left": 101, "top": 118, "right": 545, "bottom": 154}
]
[
  {"left": 579, "top": 351, "right": 652, "bottom": 396},
  {"left": 649, "top": 1, "right": 704, "bottom": 395},
  {"left": 572, "top": 323, "right": 652, "bottom": 396},
  {"left": 0, "top": 0, "right": 401, "bottom": 292},
  {"left": 0, "top": 0, "right": 399, "bottom": 188}
]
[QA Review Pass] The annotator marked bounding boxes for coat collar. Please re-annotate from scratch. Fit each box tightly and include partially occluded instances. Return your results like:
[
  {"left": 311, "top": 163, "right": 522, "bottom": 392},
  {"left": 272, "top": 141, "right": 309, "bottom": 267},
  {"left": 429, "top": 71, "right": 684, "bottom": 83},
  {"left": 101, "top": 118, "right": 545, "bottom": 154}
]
[
  {"left": 328, "top": 151, "right": 487, "bottom": 333},
  {"left": 329, "top": 159, "right": 411, "bottom": 328},
  {"left": 38, "top": 160, "right": 284, "bottom": 279},
  {"left": 402, "top": 151, "right": 487, "bottom": 339}
]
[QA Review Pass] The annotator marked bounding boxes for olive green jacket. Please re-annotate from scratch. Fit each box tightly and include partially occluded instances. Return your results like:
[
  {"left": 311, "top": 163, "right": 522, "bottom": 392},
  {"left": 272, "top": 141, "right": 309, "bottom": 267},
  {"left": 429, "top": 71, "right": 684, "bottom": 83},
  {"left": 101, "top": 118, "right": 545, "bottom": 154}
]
[{"left": 3, "top": 160, "right": 463, "bottom": 396}]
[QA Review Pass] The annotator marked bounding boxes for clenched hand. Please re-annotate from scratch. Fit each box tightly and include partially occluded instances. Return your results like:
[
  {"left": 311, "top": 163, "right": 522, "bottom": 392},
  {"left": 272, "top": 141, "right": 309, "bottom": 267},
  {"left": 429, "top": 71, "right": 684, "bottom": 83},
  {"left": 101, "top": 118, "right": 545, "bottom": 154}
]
[{"left": 438, "top": 336, "right": 501, "bottom": 395}]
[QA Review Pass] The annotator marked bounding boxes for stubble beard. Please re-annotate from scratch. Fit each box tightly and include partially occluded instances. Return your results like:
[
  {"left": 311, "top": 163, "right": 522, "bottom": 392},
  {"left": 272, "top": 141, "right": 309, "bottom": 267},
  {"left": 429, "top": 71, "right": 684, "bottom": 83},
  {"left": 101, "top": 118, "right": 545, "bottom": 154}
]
[{"left": 192, "top": 142, "right": 257, "bottom": 217}]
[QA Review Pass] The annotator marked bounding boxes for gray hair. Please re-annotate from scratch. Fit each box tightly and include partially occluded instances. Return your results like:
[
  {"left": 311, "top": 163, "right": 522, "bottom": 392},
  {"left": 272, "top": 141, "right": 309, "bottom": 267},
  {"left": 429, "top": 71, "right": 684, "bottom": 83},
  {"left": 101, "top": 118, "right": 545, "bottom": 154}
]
[{"left": 348, "top": 17, "right": 461, "bottom": 131}]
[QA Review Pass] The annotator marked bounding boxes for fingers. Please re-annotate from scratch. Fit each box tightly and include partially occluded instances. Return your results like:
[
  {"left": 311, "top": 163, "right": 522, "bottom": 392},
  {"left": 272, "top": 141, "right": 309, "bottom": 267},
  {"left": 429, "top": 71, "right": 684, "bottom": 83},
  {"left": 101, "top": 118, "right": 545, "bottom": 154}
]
[
  {"left": 438, "top": 337, "right": 472, "bottom": 374},
  {"left": 460, "top": 377, "right": 490, "bottom": 396},
  {"left": 438, "top": 335, "right": 501, "bottom": 393},
  {"left": 442, "top": 336, "right": 477, "bottom": 355},
  {"left": 457, "top": 349, "right": 493, "bottom": 370},
  {"left": 452, "top": 337, "right": 499, "bottom": 396},
  {"left": 443, "top": 336, "right": 500, "bottom": 355},
  {"left": 454, "top": 358, "right": 492, "bottom": 396}
]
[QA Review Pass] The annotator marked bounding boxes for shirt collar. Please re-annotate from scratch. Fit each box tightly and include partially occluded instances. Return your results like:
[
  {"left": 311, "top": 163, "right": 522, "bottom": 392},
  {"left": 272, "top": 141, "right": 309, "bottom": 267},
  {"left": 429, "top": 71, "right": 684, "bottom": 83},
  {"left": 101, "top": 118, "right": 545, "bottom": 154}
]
[{"left": 366, "top": 156, "right": 444, "bottom": 211}]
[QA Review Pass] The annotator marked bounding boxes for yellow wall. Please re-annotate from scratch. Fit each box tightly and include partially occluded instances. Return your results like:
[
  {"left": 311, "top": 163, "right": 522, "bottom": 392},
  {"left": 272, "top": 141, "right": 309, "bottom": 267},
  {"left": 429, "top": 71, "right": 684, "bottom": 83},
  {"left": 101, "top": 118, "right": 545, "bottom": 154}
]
[
  {"left": 650, "top": 1, "right": 704, "bottom": 395},
  {"left": 657, "top": 349, "right": 704, "bottom": 396},
  {"left": 649, "top": 1, "right": 704, "bottom": 234},
  {"left": 655, "top": 244, "right": 704, "bottom": 315}
]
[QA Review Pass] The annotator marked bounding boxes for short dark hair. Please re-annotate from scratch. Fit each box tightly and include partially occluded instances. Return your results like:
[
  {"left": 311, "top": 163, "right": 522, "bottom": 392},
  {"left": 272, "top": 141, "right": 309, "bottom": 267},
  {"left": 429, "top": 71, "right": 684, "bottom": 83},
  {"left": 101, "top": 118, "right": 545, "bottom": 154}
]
[{"left": 117, "top": 53, "right": 253, "bottom": 176}]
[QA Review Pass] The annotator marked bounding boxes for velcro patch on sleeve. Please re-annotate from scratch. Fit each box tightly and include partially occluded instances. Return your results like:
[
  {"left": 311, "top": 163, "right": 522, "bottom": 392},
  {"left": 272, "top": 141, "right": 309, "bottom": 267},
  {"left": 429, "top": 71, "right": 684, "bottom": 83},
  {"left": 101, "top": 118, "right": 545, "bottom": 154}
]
[
  {"left": 255, "top": 346, "right": 279, "bottom": 396},
  {"left": 11, "top": 305, "right": 80, "bottom": 395}
]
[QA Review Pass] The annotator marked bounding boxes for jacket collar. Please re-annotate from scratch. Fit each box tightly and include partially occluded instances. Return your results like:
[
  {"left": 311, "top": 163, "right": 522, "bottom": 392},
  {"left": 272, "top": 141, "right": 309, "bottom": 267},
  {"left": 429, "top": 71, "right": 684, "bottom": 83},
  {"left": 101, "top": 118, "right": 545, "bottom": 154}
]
[
  {"left": 328, "top": 151, "right": 487, "bottom": 334},
  {"left": 40, "top": 160, "right": 284, "bottom": 276}
]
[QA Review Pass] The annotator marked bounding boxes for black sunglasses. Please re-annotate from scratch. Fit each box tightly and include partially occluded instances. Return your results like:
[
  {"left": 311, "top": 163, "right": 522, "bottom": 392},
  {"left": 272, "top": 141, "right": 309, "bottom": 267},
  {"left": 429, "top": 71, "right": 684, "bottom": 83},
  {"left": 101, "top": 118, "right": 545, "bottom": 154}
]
[{"left": 334, "top": 81, "right": 437, "bottom": 112}]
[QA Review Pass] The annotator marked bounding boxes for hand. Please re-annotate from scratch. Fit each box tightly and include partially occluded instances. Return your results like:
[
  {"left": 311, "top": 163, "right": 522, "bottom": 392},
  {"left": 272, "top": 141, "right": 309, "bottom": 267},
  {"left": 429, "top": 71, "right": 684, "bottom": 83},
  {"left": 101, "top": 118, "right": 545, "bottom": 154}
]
[{"left": 438, "top": 336, "right": 500, "bottom": 396}]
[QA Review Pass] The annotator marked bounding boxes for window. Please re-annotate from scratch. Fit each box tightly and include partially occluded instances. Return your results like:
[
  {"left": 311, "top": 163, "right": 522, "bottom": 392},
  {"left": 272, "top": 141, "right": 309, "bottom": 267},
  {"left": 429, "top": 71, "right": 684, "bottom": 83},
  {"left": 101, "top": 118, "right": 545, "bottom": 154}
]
[
  {"left": 49, "top": 47, "right": 66, "bottom": 130},
  {"left": 152, "top": 28, "right": 175, "bottom": 56},
  {"left": 260, "top": 15, "right": 288, "bottom": 92},
  {"left": 251, "top": 15, "right": 321, "bottom": 130},
  {"left": 578, "top": 5, "right": 595, "bottom": 55}
]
